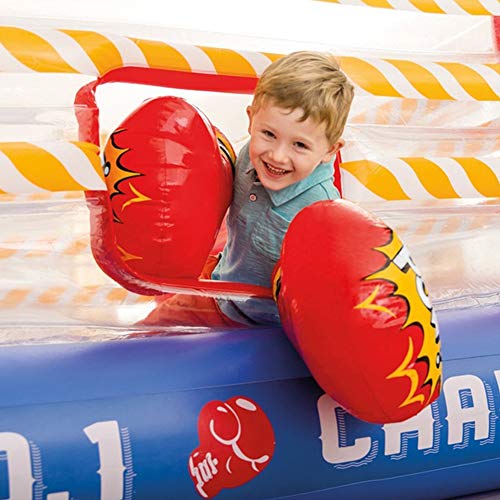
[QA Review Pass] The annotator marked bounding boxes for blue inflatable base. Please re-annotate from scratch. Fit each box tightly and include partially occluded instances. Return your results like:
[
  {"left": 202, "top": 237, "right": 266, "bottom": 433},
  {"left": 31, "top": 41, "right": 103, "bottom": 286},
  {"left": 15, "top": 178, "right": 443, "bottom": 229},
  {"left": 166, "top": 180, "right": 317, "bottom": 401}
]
[{"left": 2, "top": 305, "right": 500, "bottom": 499}]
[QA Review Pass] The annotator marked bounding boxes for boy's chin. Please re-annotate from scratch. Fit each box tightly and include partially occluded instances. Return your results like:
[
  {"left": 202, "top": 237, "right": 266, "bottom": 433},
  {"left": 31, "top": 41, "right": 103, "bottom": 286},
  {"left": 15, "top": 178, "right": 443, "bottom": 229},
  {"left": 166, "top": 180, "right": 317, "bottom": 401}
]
[{"left": 260, "top": 177, "right": 291, "bottom": 191}]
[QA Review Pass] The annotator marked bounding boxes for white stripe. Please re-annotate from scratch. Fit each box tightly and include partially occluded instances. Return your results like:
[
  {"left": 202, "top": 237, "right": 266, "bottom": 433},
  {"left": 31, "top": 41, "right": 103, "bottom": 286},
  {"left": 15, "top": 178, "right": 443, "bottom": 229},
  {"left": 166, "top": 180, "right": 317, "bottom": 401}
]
[
  {"left": 426, "top": 62, "right": 478, "bottom": 101},
  {"left": 449, "top": 140, "right": 466, "bottom": 157},
  {"left": 388, "top": 0, "right": 426, "bottom": 11},
  {"left": 349, "top": 0, "right": 499, "bottom": 14},
  {"left": 340, "top": 169, "right": 385, "bottom": 202},
  {"left": 385, "top": 100, "right": 404, "bottom": 125},
  {"left": 433, "top": 0, "right": 471, "bottom": 14},
  {"left": 481, "top": 0, "right": 500, "bottom": 14},
  {"left": 0, "top": 42, "right": 34, "bottom": 72},
  {"left": 353, "top": 100, "right": 389, "bottom": 125},
  {"left": 464, "top": 63, "right": 500, "bottom": 98},
  {"left": 350, "top": 85, "right": 371, "bottom": 97},
  {"left": 234, "top": 50, "right": 273, "bottom": 76},
  {"left": 326, "top": 0, "right": 366, "bottom": 5},
  {"left": 29, "top": 28, "right": 99, "bottom": 76},
  {"left": 478, "top": 158, "right": 500, "bottom": 178},
  {"left": 31, "top": 141, "right": 106, "bottom": 190},
  {"left": 360, "top": 106, "right": 379, "bottom": 125},
  {"left": 426, "top": 218, "right": 449, "bottom": 237},
  {"left": 477, "top": 139, "right": 498, "bottom": 156},
  {"left": 370, "top": 59, "right": 424, "bottom": 99},
  {"left": 0, "top": 150, "right": 46, "bottom": 193},
  {"left": 340, "top": 143, "right": 368, "bottom": 162},
  {"left": 343, "top": 0, "right": 375, "bottom": 5},
  {"left": 430, "top": 158, "right": 484, "bottom": 197},
  {"left": 107, "top": 34, "right": 148, "bottom": 66},
  {"left": 168, "top": 42, "right": 216, "bottom": 73},
  {"left": 381, "top": 158, "right": 435, "bottom": 199},
  {"left": 453, "top": 215, "right": 472, "bottom": 235},
  {"left": 413, "top": 100, "right": 437, "bottom": 124},
  {"left": 397, "top": 219, "right": 423, "bottom": 240},
  {"left": 51, "top": 233, "right": 80, "bottom": 253},
  {"left": 51, "top": 286, "right": 74, "bottom": 306}
]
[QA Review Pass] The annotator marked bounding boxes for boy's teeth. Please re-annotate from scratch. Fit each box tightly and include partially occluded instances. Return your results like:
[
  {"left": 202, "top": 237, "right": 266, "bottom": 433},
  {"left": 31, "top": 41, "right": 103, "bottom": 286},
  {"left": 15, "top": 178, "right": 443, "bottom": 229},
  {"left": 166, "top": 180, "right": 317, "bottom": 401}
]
[{"left": 265, "top": 162, "right": 287, "bottom": 175}]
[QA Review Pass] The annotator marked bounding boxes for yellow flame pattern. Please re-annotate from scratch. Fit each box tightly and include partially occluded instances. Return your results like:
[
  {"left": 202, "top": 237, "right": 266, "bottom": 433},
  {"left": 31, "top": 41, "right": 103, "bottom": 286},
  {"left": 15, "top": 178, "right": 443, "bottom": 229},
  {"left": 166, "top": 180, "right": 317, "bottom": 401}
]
[{"left": 357, "top": 231, "right": 441, "bottom": 407}]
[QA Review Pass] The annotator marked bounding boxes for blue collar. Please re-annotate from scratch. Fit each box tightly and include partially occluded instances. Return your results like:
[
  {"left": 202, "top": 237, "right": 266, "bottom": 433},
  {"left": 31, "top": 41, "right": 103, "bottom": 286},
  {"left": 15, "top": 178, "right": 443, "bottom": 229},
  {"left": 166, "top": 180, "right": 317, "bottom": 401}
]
[{"left": 251, "top": 160, "right": 334, "bottom": 207}]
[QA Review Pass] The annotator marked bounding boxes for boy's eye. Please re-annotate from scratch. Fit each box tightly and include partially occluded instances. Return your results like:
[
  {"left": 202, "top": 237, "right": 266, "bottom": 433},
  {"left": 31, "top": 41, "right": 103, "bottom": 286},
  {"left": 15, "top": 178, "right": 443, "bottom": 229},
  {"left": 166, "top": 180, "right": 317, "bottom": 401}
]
[
  {"left": 262, "top": 130, "right": 275, "bottom": 138},
  {"left": 294, "top": 142, "right": 308, "bottom": 150}
]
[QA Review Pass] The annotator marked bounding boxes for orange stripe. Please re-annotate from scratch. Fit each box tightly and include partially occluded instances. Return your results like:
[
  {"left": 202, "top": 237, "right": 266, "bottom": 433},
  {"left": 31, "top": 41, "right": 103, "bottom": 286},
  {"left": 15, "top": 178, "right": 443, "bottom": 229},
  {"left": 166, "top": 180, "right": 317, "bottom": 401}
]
[
  {"left": 0, "top": 237, "right": 22, "bottom": 259},
  {"left": 0, "top": 289, "right": 30, "bottom": 308},
  {"left": 408, "top": 0, "right": 446, "bottom": 13},
  {"left": 0, "top": 27, "right": 78, "bottom": 73},
  {"left": 455, "top": 0, "right": 491, "bottom": 14},
  {"left": 441, "top": 215, "right": 463, "bottom": 235},
  {"left": 200, "top": 47, "right": 257, "bottom": 77},
  {"left": 363, "top": 0, "right": 393, "bottom": 7},
  {"left": 387, "top": 59, "right": 453, "bottom": 100},
  {"left": 339, "top": 56, "right": 403, "bottom": 98},
  {"left": 131, "top": 39, "right": 191, "bottom": 72},
  {"left": 61, "top": 30, "right": 123, "bottom": 75},
  {"left": 438, "top": 62, "right": 498, "bottom": 101},
  {"left": 38, "top": 287, "right": 66, "bottom": 305},
  {"left": 25, "top": 249, "right": 50, "bottom": 258},
  {"left": 454, "top": 158, "right": 500, "bottom": 197},
  {"left": 63, "top": 192, "right": 84, "bottom": 200},
  {"left": 72, "top": 286, "right": 101, "bottom": 305},
  {"left": 107, "top": 288, "right": 128, "bottom": 302},
  {"left": 262, "top": 52, "right": 283, "bottom": 64},
  {"left": 28, "top": 193, "right": 53, "bottom": 201},
  {"left": 63, "top": 236, "right": 89, "bottom": 256},
  {"left": 341, "top": 160, "right": 410, "bottom": 200},
  {"left": 403, "top": 158, "right": 459, "bottom": 198},
  {"left": 1, "top": 142, "right": 87, "bottom": 191},
  {"left": 135, "top": 295, "right": 153, "bottom": 303},
  {"left": 0, "top": 193, "right": 16, "bottom": 201}
]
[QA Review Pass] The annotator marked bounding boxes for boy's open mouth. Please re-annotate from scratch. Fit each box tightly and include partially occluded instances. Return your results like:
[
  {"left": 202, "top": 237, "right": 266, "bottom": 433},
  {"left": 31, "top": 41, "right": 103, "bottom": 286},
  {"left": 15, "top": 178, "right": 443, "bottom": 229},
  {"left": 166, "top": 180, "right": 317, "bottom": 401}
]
[{"left": 263, "top": 161, "right": 289, "bottom": 176}]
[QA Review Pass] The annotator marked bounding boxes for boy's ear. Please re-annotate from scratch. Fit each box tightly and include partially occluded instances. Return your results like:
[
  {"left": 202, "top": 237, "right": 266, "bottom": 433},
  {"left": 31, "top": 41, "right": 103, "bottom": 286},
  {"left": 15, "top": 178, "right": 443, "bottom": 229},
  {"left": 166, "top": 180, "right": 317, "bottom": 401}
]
[
  {"left": 246, "top": 105, "right": 253, "bottom": 134},
  {"left": 322, "top": 138, "right": 344, "bottom": 163}
]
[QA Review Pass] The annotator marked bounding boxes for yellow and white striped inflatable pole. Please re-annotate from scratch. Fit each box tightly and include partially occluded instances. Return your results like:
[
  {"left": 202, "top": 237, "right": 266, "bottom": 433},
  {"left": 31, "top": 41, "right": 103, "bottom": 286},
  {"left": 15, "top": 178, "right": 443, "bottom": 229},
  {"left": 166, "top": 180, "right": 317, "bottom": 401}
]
[
  {"left": 341, "top": 157, "right": 500, "bottom": 201},
  {"left": 315, "top": 0, "right": 500, "bottom": 15},
  {"left": 0, "top": 142, "right": 104, "bottom": 194},
  {"left": 1, "top": 26, "right": 500, "bottom": 198},
  {"left": 1, "top": 27, "right": 500, "bottom": 101}
]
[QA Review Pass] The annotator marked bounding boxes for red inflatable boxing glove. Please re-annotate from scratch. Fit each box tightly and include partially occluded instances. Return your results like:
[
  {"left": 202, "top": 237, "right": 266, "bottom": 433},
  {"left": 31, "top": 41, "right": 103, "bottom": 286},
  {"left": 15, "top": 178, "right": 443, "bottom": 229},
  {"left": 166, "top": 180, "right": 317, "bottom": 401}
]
[
  {"left": 272, "top": 199, "right": 442, "bottom": 424},
  {"left": 87, "top": 96, "right": 234, "bottom": 295}
]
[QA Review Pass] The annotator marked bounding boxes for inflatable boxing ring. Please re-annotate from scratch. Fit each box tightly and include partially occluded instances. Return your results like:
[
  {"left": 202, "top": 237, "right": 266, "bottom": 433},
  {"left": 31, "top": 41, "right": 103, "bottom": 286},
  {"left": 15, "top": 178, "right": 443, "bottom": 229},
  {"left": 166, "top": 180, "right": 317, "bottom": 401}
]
[{"left": 2, "top": 3, "right": 500, "bottom": 498}]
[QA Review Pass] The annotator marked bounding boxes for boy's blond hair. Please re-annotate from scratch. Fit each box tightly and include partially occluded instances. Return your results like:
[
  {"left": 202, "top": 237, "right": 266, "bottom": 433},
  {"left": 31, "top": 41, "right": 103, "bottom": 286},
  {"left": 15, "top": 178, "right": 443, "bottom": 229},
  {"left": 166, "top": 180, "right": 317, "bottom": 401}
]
[{"left": 252, "top": 51, "right": 354, "bottom": 145}]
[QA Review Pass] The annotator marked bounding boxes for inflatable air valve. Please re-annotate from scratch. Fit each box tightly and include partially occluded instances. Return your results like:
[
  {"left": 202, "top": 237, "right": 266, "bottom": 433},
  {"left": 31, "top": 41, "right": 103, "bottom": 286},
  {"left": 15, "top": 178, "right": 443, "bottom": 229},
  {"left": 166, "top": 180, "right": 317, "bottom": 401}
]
[
  {"left": 87, "top": 96, "right": 234, "bottom": 295},
  {"left": 273, "top": 199, "right": 442, "bottom": 424}
]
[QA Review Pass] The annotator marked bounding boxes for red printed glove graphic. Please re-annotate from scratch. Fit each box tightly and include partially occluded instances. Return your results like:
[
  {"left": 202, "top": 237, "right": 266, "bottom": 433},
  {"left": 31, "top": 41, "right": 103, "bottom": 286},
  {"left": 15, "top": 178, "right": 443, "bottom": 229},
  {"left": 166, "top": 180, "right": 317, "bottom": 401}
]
[{"left": 188, "top": 397, "right": 275, "bottom": 498}]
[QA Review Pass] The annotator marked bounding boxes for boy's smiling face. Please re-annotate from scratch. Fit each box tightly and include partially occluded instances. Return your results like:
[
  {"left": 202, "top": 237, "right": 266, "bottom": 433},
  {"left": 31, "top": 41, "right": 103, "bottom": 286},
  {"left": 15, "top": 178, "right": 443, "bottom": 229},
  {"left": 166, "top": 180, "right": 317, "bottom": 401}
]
[{"left": 247, "top": 101, "right": 343, "bottom": 191}]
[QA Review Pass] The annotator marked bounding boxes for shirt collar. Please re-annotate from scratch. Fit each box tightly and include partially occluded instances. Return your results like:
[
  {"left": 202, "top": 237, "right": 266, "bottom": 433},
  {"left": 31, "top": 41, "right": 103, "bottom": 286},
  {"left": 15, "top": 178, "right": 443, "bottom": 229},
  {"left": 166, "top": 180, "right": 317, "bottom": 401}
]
[{"left": 264, "top": 160, "right": 335, "bottom": 207}]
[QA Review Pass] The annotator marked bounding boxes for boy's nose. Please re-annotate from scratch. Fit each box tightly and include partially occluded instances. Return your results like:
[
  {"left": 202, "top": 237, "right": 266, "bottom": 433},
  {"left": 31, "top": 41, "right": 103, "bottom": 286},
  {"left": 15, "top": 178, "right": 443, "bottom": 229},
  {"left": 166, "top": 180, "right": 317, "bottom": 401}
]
[{"left": 269, "top": 144, "right": 287, "bottom": 164}]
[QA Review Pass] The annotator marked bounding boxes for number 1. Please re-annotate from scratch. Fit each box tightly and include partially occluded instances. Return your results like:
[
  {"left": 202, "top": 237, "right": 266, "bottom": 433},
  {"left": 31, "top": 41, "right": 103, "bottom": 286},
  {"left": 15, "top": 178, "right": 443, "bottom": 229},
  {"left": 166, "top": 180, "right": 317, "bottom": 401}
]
[{"left": 84, "top": 421, "right": 125, "bottom": 500}]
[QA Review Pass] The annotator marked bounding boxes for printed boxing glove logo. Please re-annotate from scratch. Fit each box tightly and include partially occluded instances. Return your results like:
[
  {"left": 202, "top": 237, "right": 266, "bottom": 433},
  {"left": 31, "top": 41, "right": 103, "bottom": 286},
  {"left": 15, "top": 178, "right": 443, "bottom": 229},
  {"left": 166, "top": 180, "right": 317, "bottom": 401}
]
[{"left": 188, "top": 397, "right": 275, "bottom": 498}]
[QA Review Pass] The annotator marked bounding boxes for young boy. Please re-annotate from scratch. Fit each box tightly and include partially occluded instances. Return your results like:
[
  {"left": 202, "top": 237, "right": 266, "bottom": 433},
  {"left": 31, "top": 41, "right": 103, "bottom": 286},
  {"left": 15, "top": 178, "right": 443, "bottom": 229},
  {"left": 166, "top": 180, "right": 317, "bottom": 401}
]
[{"left": 142, "top": 51, "right": 354, "bottom": 328}]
